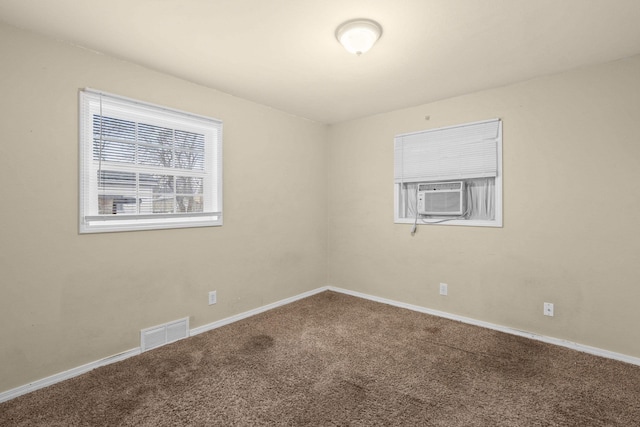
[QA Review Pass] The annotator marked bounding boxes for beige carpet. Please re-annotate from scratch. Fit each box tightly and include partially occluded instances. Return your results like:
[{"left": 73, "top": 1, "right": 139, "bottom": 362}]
[{"left": 2, "top": 291, "right": 640, "bottom": 426}]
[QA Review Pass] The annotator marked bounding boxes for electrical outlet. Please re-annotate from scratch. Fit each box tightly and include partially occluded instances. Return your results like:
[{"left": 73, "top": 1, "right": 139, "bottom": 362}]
[
  {"left": 544, "top": 302, "right": 554, "bottom": 317},
  {"left": 208, "top": 291, "right": 217, "bottom": 305},
  {"left": 439, "top": 283, "right": 448, "bottom": 296}
]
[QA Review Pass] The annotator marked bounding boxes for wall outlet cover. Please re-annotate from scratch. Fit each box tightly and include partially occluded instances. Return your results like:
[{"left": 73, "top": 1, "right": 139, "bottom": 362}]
[{"left": 439, "top": 283, "right": 448, "bottom": 296}]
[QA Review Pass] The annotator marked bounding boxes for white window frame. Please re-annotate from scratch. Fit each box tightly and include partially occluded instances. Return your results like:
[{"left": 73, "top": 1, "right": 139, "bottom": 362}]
[
  {"left": 79, "top": 89, "right": 223, "bottom": 233},
  {"left": 394, "top": 119, "right": 502, "bottom": 228}
]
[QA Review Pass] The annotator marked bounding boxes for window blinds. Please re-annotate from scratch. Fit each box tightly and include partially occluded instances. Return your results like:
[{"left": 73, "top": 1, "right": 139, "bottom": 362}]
[
  {"left": 79, "top": 89, "right": 223, "bottom": 233},
  {"left": 394, "top": 119, "right": 501, "bottom": 184}
]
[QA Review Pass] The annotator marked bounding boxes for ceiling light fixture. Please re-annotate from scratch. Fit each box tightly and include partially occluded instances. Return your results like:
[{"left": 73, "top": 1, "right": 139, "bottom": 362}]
[{"left": 335, "top": 19, "right": 382, "bottom": 55}]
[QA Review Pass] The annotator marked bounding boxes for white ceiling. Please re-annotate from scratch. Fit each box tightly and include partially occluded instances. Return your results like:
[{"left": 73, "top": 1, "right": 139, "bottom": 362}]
[{"left": 2, "top": 0, "right": 640, "bottom": 124}]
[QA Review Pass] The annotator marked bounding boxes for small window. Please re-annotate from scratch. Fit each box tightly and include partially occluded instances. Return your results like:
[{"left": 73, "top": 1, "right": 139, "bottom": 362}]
[
  {"left": 79, "top": 89, "right": 222, "bottom": 233},
  {"left": 394, "top": 119, "right": 502, "bottom": 228}
]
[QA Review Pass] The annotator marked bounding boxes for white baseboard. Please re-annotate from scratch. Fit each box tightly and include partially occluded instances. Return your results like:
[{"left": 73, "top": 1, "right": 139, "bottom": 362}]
[
  {"left": 190, "top": 286, "right": 329, "bottom": 336},
  {"left": 3, "top": 284, "right": 638, "bottom": 404},
  {"left": 0, "top": 286, "right": 329, "bottom": 403},
  {"left": 0, "top": 347, "right": 141, "bottom": 404},
  {"left": 327, "top": 285, "right": 640, "bottom": 367}
]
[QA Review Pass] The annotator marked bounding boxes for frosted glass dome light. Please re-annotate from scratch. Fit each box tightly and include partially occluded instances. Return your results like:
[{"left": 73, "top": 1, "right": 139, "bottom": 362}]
[{"left": 335, "top": 19, "right": 382, "bottom": 55}]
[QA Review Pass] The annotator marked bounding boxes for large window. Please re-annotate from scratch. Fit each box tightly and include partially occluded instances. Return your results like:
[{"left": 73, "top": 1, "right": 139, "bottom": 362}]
[
  {"left": 394, "top": 119, "right": 502, "bottom": 229},
  {"left": 79, "top": 89, "right": 222, "bottom": 233}
]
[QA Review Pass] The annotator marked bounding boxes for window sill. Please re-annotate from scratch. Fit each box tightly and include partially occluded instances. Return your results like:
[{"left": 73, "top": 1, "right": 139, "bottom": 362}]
[
  {"left": 394, "top": 217, "right": 502, "bottom": 228},
  {"left": 80, "top": 214, "right": 222, "bottom": 234}
]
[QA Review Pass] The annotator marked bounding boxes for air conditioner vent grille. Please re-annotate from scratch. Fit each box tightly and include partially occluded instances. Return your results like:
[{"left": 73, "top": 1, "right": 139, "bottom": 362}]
[{"left": 418, "top": 182, "right": 462, "bottom": 192}]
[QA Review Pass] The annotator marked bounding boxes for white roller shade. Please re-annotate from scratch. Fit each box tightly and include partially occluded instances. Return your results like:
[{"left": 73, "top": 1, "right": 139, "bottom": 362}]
[{"left": 394, "top": 119, "right": 501, "bottom": 183}]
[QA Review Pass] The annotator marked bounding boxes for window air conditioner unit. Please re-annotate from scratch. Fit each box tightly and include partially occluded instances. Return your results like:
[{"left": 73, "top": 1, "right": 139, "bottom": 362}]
[{"left": 417, "top": 181, "right": 465, "bottom": 216}]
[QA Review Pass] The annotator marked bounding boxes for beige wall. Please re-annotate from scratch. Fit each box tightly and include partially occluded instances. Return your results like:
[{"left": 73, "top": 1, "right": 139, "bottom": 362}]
[
  {"left": 328, "top": 54, "right": 640, "bottom": 358},
  {"left": 3, "top": 19, "right": 640, "bottom": 396},
  {"left": 0, "top": 23, "right": 327, "bottom": 392}
]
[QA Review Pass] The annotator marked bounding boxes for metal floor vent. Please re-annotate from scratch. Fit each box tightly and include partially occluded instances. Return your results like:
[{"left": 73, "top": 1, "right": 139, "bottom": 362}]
[{"left": 140, "top": 317, "right": 189, "bottom": 352}]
